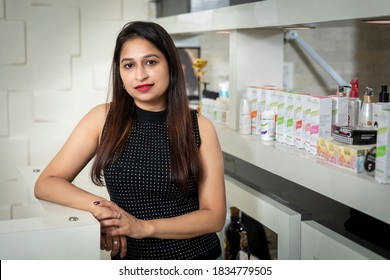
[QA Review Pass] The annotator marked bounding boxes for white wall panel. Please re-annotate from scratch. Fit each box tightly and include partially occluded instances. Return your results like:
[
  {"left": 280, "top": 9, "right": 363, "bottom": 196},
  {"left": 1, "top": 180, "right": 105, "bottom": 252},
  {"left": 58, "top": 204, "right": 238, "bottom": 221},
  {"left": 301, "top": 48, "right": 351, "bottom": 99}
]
[
  {"left": 81, "top": 20, "right": 122, "bottom": 65},
  {"left": 5, "top": 0, "right": 30, "bottom": 20},
  {"left": 81, "top": 0, "right": 121, "bottom": 20},
  {"left": 93, "top": 64, "right": 111, "bottom": 90},
  {"left": 0, "top": 65, "right": 32, "bottom": 90},
  {"left": 71, "top": 57, "right": 94, "bottom": 90},
  {"left": 8, "top": 91, "right": 32, "bottom": 136},
  {"left": 0, "top": 180, "right": 28, "bottom": 206},
  {"left": 32, "top": 57, "right": 71, "bottom": 90},
  {"left": 0, "top": 21, "right": 25, "bottom": 65},
  {"left": 0, "top": 137, "right": 29, "bottom": 180},
  {"left": 123, "top": 0, "right": 149, "bottom": 20},
  {"left": 33, "top": 90, "right": 106, "bottom": 122},
  {"left": 0, "top": 0, "right": 4, "bottom": 19},
  {"left": 28, "top": 122, "right": 74, "bottom": 166},
  {"left": 29, "top": 6, "right": 79, "bottom": 57},
  {"left": 0, "top": 91, "right": 8, "bottom": 136}
]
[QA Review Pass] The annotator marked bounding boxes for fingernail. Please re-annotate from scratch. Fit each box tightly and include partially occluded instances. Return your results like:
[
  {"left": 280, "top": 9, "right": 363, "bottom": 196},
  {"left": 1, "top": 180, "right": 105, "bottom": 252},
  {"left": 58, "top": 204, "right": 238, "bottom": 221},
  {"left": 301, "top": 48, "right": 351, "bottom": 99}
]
[{"left": 93, "top": 201, "right": 100, "bottom": 205}]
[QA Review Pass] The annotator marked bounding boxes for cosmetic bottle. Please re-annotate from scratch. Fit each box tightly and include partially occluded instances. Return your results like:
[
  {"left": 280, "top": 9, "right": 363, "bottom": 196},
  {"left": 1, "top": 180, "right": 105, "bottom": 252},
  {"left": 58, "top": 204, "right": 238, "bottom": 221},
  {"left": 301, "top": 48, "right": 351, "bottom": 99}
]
[
  {"left": 348, "top": 78, "right": 361, "bottom": 126},
  {"left": 379, "top": 84, "right": 389, "bottom": 103},
  {"left": 373, "top": 84, "right": 390, "bottom": 128},
  {"left": 337, "top": 85, "right": 346, "bottom": 97},
  {"left": 359, "top": 87, "right": 375, "bottom": 127},
  {"left": 260, "top": 107, "right": 276, "bottom": 141},
  {"left": 239, "top": 95, "right": 251, "bottom": 134}
]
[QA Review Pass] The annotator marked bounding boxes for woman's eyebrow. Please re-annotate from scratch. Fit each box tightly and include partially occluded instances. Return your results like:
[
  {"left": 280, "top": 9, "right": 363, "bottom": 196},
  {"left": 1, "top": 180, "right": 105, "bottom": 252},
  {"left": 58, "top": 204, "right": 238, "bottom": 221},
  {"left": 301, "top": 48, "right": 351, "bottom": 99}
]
[{"left": 120, "top": 53, "right": 160, "bottom": 63}]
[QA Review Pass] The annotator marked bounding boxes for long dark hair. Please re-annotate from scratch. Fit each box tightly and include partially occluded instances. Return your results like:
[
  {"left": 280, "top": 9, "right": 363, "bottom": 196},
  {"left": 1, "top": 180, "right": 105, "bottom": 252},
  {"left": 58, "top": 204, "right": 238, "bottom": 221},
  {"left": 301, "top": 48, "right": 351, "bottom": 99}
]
[{"left": 91, "top": 21, "right": 202, "bottom": 191}]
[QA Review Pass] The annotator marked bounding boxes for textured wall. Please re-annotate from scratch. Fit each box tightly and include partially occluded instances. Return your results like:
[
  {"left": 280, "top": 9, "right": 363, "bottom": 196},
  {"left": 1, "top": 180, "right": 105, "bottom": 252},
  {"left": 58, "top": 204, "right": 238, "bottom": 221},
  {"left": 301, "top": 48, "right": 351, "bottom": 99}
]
[
  {"left": 284, "top": 21, "right": 390, "bottom": 97},
  {"left": 0, "top": 0, "right": 149, "bottom": 204}
]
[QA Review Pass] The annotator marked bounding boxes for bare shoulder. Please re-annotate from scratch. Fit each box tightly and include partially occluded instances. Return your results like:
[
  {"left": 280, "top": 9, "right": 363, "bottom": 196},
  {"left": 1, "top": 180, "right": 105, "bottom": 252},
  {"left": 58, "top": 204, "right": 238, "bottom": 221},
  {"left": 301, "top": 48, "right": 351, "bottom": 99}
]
[
  {"left": 86, "top": 103, "right": 110, "bottom": 119},
  {"left": 80, "top": 103, "right": 109, "bottom": 126},
  {"left": 196, "top": 113, "right": 221, "bottom": 147},
  {"left": 74, "top": 103, "right": 110, "bottom": 139},
  {"left": 197, "top": 113, "right": 216, "bottom": 136}
]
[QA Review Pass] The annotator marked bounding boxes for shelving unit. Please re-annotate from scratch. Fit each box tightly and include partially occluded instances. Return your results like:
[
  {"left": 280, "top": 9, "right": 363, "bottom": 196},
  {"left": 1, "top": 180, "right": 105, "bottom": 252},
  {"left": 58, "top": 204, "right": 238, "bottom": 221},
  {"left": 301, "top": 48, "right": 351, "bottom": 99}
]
[{"left": 217, "top": 126, "right": 390, "bottom": 225}]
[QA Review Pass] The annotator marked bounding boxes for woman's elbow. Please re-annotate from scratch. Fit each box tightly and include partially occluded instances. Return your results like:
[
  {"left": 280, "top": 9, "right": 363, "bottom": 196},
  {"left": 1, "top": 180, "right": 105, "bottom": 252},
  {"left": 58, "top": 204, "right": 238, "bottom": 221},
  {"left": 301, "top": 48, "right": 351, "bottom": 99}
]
[
  {"left": 34, "top": 177, "right": 46, "bottom": 200},
  {"left": 214, "top": 210, "right": 227, "bottom": 232}
]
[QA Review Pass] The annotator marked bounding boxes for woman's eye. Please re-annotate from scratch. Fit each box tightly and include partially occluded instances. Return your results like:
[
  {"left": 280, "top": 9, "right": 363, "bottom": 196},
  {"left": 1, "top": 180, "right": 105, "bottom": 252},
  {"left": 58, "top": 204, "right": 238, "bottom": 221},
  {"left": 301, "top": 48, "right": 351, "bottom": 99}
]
[
  {"left": 146, "top": 60, "right": 156, "bottom": 66},
  {"left": 124, "top": 63, "right": 133, "bottom": 69}
]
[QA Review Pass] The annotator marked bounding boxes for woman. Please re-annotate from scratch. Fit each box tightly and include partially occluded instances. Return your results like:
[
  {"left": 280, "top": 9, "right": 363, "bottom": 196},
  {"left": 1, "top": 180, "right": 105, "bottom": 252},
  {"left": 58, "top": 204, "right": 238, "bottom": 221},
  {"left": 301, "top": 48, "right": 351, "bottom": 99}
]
[{"left": 34, "top": 21, "right": 226, "bottom": 260}]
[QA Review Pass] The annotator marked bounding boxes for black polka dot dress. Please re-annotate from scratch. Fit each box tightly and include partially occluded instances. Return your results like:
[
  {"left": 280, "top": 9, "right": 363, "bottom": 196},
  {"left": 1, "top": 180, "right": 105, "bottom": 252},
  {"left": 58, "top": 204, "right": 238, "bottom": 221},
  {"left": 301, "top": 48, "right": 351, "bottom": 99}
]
[{"left": 104, "top": 106, "right": 221, "bottom": 259}]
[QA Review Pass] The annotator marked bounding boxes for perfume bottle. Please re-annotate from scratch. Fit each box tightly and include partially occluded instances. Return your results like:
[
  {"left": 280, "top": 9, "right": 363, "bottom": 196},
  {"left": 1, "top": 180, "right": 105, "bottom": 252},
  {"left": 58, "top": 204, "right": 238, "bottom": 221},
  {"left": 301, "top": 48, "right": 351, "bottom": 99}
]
[{"left": 373, "top": 85, "right": 390, "bottom": 128}]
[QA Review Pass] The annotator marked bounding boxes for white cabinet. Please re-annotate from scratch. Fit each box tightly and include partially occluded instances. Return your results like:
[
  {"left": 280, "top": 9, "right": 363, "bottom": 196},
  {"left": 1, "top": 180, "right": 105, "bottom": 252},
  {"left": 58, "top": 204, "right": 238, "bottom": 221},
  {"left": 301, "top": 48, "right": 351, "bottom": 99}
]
[
  {"left": 301, "top": 221, "right": 385, "bottom": 260},
  {"left": 0, "top": 167, "right": 100, "bottom": 260},
  {"left": 225, "top": 175, "right": 301, "bottom": 259}
]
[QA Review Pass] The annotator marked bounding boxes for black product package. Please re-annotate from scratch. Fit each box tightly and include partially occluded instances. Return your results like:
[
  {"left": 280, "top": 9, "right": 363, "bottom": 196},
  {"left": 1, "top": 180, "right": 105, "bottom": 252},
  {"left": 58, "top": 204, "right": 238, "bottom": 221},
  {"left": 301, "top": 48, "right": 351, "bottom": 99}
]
[{"left": 332, "top": 125, "right": 377, "bottom": 145}]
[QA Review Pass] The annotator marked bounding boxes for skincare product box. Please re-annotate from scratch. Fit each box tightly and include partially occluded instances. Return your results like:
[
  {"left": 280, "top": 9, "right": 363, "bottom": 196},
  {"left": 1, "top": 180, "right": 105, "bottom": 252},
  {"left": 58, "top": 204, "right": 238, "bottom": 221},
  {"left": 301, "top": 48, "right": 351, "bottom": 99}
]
[
  {"left": 276, "top": 90, "right": 286, "bottom": 143},
  {"left": 265, "top": 87, "right": 279, "bottom": 114},
  {"left": 375, "top": 109, "right": 390, "bottom": 183},
  {"left": 317, "top": 137, "right": 373, "bottom": 173},
  {"left": 309, "top": 96, "right": 332, "bottom": 155},
  {"left": 303, "top": 94, "right": 312, "bottom": 152},
  {"left": 325, "top": 139, "right": 341, "bottom": 166},
  {"left": 316, "top": 137, "right": 328, "bottom": 159},
  {"left": 258, "top": 85, "right": 277, "bottom": 134},
  {"left": 245, "top": 86, "right": 258, "bottom": 134},
  {"left": 372, "top": 102, "right": 390, "bottom": 129},
  {"left": 331, "top": 95, "right": 348, "bottom": 126},
  {"left": 293, "top": 94, "right": 304, "bottom": 148},
  {"left": 338, "top": 144, "right": 373, "bottom": 173},
  {"left": 332, "top": 125, "right": 377, "bottom": 145},
  {"left": 284, "top": 91, "right": 295, "bottom": 145}
]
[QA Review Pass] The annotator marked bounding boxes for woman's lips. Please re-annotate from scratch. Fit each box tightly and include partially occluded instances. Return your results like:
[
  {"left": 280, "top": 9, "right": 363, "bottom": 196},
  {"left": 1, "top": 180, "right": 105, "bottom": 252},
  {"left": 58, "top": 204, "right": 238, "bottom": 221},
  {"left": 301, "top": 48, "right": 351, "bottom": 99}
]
[{"left": 135, "top": 83, "right": 154, "bottom": 93}]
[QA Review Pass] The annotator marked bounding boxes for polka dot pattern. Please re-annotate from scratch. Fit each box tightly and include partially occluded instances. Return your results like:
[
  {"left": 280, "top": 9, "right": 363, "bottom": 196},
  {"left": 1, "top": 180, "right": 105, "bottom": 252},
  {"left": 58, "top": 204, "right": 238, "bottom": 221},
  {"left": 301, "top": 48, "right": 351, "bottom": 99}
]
[{"left": 104, "top": 107, "right": 221, "bottom": 259}]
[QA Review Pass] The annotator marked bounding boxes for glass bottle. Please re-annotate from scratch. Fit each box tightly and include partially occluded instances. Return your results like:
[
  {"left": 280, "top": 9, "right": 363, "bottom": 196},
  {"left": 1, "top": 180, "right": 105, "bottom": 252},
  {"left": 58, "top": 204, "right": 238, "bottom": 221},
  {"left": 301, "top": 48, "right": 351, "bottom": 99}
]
[
  {"left": 224, "top": 207, "right": 245, "bottom": 260},
  {"left": 237, "top": 230, "right": 250, "bottom": 260},
  {"left": 237, "top": 230, "right": 260, "bottom": 260}
]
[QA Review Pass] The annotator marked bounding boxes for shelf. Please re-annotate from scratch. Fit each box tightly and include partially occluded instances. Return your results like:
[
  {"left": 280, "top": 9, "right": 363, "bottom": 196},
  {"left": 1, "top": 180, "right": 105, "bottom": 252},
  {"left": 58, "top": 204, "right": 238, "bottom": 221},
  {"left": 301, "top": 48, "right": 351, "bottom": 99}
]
[
  {"left": 154, "top": 0, "right": 390, "bottom": 34},
  {"left": 216, "top": 126, "right": 390, "bottom": 225}
]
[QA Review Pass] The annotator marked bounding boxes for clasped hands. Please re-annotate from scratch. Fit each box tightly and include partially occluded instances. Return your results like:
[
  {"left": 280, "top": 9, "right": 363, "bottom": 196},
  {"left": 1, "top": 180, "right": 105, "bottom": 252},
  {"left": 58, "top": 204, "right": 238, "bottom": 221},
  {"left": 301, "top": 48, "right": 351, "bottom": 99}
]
[{"left": 93, "top": 200, "right": 148, "bottom": 259}]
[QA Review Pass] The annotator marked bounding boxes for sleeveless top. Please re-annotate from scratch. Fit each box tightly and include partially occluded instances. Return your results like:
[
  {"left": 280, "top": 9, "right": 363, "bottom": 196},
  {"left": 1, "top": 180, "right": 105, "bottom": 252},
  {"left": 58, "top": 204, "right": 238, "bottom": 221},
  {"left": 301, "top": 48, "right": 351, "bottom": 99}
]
[{"left": 103, "top": 106, "right": 221, "bottom": 259}]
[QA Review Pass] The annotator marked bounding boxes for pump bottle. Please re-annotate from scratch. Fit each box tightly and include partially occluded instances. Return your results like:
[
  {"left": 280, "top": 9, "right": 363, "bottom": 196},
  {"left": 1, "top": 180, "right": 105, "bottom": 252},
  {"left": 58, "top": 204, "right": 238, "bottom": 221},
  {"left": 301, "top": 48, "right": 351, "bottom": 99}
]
[
  {"left": 239, "top": 95, "right": 251, "bottom": 134},
  {"left": 359, "top": 86, "right": 375, "bottom": 127},
  {"left": 348, "top": 78, "right": 361, "bottom": 126},
  {"left": 373, "top": 85, "right": 390, "bottom": 128}
]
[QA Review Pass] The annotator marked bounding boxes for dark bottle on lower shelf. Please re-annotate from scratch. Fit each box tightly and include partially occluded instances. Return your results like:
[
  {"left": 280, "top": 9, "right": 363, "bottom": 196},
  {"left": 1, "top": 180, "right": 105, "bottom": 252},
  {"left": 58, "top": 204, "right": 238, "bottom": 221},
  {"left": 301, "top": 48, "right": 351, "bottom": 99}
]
[{"left": 224, "top": 206, "right": 245, "bottom": 260}]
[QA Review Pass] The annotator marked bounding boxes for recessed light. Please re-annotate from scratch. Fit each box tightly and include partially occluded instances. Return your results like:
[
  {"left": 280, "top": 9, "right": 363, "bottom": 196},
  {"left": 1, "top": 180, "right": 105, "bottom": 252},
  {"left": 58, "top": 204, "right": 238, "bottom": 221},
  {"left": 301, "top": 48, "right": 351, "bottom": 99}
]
[
  {"left": 362, "top": 19, "right": 390, "bottom": 24},
  {"left": 282, "top": 25, "right": 316, "bottom": 30}
]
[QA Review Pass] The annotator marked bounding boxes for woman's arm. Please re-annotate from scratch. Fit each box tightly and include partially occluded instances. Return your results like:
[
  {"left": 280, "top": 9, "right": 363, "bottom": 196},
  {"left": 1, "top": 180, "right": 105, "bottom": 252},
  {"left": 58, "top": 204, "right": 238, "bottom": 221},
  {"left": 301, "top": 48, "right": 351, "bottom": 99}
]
[
  {"left": 96, "top": 114, "right": 226, "bottom": 239},
  {"left": 35, "top": 103, "right": 127, "bottom": 258},
  {"left": 34, "top": 104, "right": 109, "bottom": 212}
]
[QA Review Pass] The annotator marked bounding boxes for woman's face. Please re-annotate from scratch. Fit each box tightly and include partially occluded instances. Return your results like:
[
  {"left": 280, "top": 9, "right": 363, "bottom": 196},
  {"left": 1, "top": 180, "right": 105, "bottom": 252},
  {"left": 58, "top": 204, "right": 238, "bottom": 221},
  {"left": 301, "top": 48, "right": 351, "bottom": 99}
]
[{"left": 119, "top": 37, "right": 169, "bottom": 111}]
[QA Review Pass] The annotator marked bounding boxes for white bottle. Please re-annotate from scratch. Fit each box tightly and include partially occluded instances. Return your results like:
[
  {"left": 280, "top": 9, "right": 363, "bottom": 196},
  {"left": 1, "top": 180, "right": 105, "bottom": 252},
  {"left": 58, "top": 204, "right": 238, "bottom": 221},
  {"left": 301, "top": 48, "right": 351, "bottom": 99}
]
[
  {"left": 239, "top": 97, "right": 251, "bottom": 134},
  {"left": 260, "top": 109, "right": 275, "bottom": 141}
]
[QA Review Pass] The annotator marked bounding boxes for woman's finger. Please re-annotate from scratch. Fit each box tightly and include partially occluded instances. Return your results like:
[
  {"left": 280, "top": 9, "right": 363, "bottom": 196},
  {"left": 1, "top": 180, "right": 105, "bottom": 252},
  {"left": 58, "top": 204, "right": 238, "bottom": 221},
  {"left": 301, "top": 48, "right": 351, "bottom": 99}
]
[{"left": 120, "top": 236, "right": 127, "bottom": 259}]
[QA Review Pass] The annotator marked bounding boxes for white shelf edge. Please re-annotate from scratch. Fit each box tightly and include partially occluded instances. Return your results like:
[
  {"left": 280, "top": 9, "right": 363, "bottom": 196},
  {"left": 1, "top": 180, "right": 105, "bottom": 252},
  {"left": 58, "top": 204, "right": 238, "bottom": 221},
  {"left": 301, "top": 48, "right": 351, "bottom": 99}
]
[
  {"left": 153, "top": 0, "right": 390, "bottom": 34},
  {"left": 216, "top": 126, "right": 390, "bottom": 225}
]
